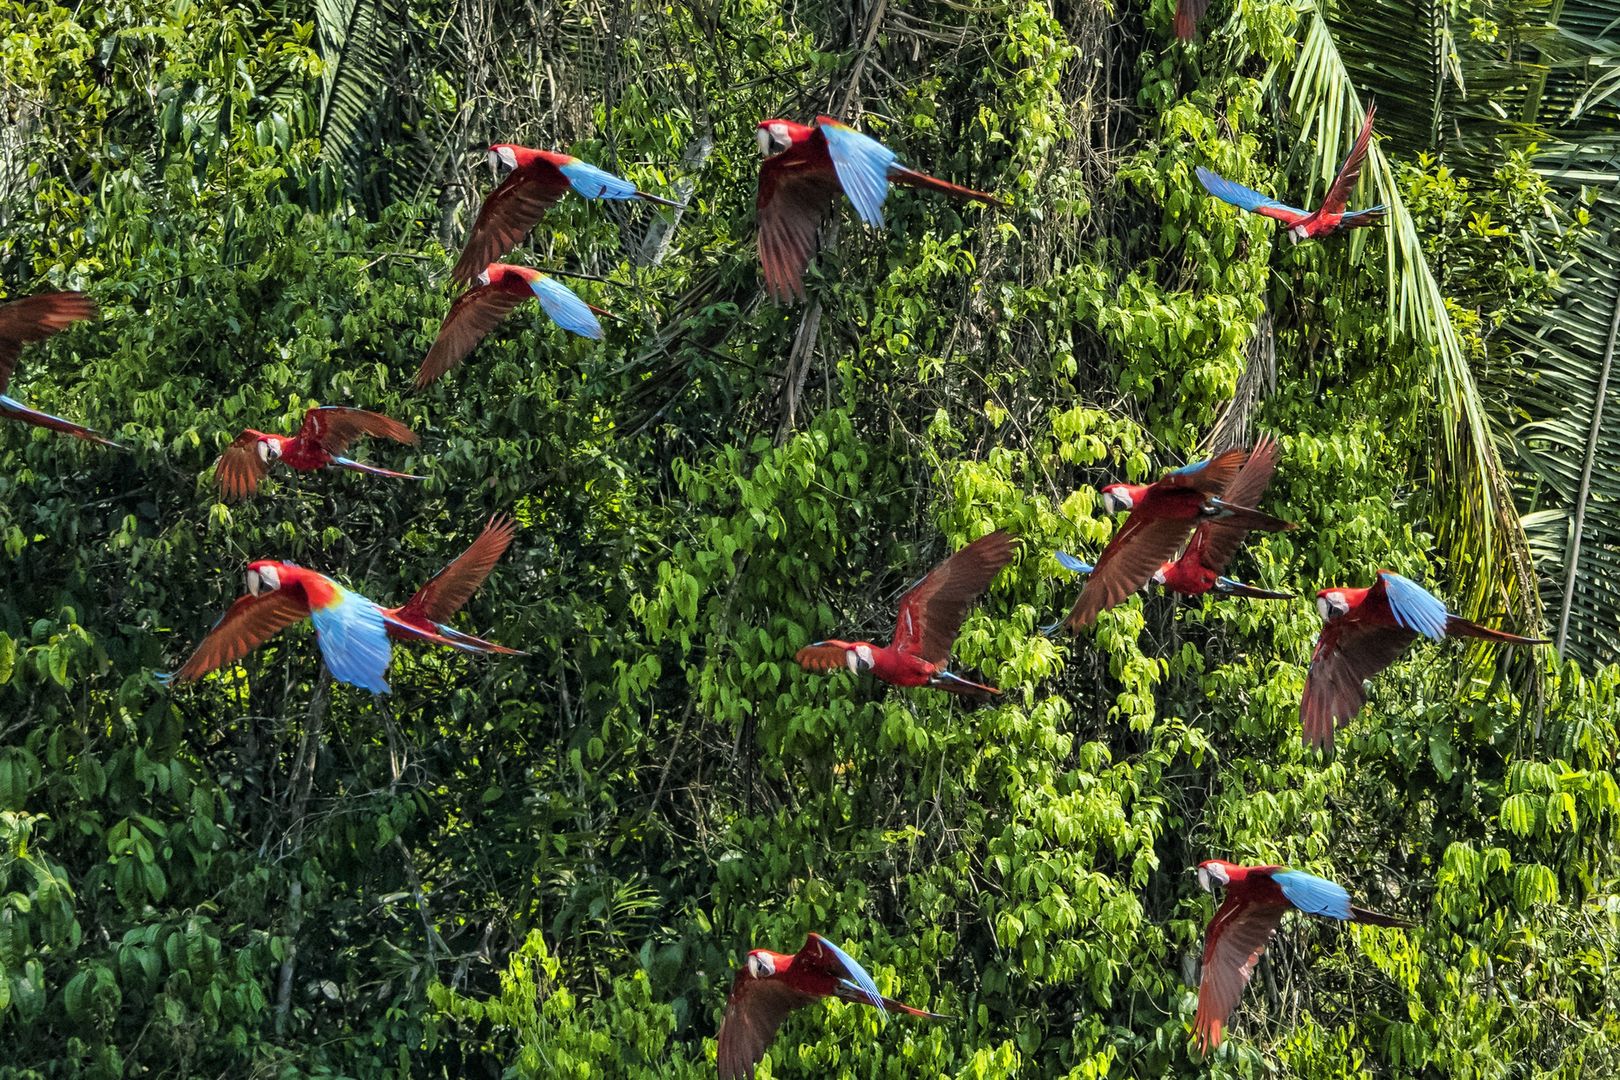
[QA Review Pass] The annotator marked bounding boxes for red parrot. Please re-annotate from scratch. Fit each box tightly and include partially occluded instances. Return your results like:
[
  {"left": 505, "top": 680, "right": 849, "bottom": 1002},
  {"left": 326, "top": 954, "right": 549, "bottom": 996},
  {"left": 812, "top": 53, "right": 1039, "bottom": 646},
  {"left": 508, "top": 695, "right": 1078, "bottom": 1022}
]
[
  {"left": 1153, "top": 433, "right": 1293, "bottom": 599},
  {"left": 1193, "top": 859, "right": 1411, "bottom": 1053},
  {"left": 796, "top": 530, "right": 1015, "bottom": 697},
  {"left": 755, "top": 116, "right": 1002, "bottom": 302},
  {"left": 1175, "top": 0, "right": 1211, "bottom": 39},
  {"left": 416, "top": 263, "right": 605, "bottom": 388},
  {"left": 452, "top": 145, "right": 680, "bottom": 283},
  {"left": 380, "top": 515, "right": 525, "bottom": 655},
  {"left": 0, "top": 291, "right": 119, "bottom": 447},
  {"left": 716, "top": 933, "right": 947, "bottom": 1080},
  {"left": 1302, "top": 570, "right": 1548, "bottom": 749},
  {"left": 215, "top": 406, "right": 422, "bottom": 500},
  {"left": 1196, "top": 105, "right": 1385, "bottom": 243},
  {"left": 1060, "top": 448, "right": 1296, "bottom": 631}
]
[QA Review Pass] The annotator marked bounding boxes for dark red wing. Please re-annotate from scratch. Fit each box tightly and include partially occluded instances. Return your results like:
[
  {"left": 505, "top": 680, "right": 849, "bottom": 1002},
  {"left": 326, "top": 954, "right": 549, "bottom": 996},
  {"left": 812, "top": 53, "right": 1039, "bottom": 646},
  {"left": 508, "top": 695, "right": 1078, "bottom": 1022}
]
[
  {"left": 398, "top": 516, "right": 516, "bottom": 624},
  {"left": 1300, "top": 618, "right": 1416, "bottom": 749},
  {"left": 1194, "top": 897, "right": 1290, "bottom": 1053},
  {"left": 716, "top": 968, "right": 818, "bottom": 1080},
  {"left": 300, "top": 406, "right": 419, "bottom": 455},
  {"left": 1191, "top": 435, "right": 1281, "bottom": 575},
  {"left": 1175, "top": 0, "right": 1211, "bottom": 38},
  {"left": 889, "top": 530, "right": 1015, "bottom": 665},
  {"left": 757, "top": 151, "right": 842, "bottom": 303},
  {"left": 1063, "top": 516, "right": 1194, "bottom": 631},
  {"left": 451, "top": 169, "right": 570, "bottom": 284},
  {"left": 216, "top": 431, "right": 271, "bottom": 500},
  {"left": 416, "top": 286, "right": 528, "bottom": 388},
  {"left": 0, "top": 292, "right": 98, "bottom": 393},
  {"left": 1322, "top": 105, "right": 1377, "bottom": 216},
  {"left": 795, "top": 644, "right": 849, "bottom": 673},
  {"left": 169, "top": 591, "right": 311, "bottom": 682},
  {"left": 1155, "top": 448, "right": 1248, "bottom": 497}
]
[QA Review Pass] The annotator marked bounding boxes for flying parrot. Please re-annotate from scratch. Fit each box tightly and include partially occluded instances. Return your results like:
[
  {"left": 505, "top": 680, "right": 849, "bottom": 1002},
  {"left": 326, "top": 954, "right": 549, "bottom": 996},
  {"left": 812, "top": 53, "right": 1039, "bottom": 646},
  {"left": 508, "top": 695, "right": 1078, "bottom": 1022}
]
[
  {"left": 416, "top": 263, "right": 604, "bottom": 388},
  {"left": 215, "top": 406, "right": 422, "bottom": 500},
  {"left": 755, "top": 116, "right": 1003, "bottom": 303},
  {"left": 1058, "top": 447, "right": 1296, "bottom": 631},
  {"left": 1054, "top": 550, "right": 1292, "bottom": 604},
  {"left": 379, "top": 515, "right": 525, "bottom": 655},
  {"left": 1302, "top": 570, "right": 1549, "bottom": 750},
  {"left": 1196, "top": 105, "right": 1385, "bottom": 243},
  {"left": 1193, "top": 859, "right": 1411, "bottom": 1053},
  {"left": 796, "top": 530, "right": 1015, "bottom": 697},
  {"left": 1175, "top": 0, "right": 1211, "bottom": 39},
  {"left": 716, "top": 933, "right": 948, "bottom": 1080},
  {"left": 0, "top": 291, "right": 120, "bottom": 447},
  {"left": 451, "top": 145, "right": 680, "bottom": 283}
]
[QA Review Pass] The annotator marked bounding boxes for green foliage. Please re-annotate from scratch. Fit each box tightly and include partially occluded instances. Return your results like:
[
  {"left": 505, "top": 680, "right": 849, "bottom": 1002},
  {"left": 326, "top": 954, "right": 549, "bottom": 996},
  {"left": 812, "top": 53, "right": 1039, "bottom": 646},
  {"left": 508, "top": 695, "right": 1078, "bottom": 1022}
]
[{"left": 0, "top": 0, "right": 1615, "bottom": 1077}]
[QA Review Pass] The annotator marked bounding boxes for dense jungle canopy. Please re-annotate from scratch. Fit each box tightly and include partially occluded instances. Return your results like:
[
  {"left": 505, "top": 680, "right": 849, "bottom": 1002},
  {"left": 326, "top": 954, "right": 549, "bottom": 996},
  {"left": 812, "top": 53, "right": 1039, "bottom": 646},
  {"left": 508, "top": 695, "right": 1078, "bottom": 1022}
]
[{"left": 2, "top": 0, "right": 1620, "bottom": 1075}]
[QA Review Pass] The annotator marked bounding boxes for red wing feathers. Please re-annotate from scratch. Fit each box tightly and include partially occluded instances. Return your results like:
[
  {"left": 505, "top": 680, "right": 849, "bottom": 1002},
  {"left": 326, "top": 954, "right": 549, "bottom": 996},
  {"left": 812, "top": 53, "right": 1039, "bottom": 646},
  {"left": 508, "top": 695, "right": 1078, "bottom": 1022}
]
[
  {"left": 1193, "top": 436, "right": 1282, "bottom": 575},
  {"left": 216, "top": 431, "right": 271, "bottom": 500},
  {"left": 170, "top": 591, "right": 311, "bottom": 682},
  {"left": 398, "top": 516, "right": 517, "bottom": 625},
  {"left": 1322, "top": 105, "right": 1377, "bottom": 216},
  {"left": 716, "top": 969, "right": 818, "bottom": 1080},
  {"left": 1161, "top": 448, "right": 1249, "bottom": 496},
  {"left": 757, "top": 155, "right": 842, "bottom": 303},
  {"left": 1064, "top": 516, "right": 1193, "bottom": 631},
  {"left": 417, "top": 286, "right": 528, "bottom": 388},
  {"left": 1300, "top": 620, "right": 1416, "bottom": 749},
  {"left": 1175, "top": 0, "right": 1212, "bottom": 38},
  {"left": 0, "top": 291, "right": 99, "bottom": 392},
  {"left": 451, "top": 171, "right": 569, "bottom": 284},
  {"left": 795, "top": 644, "right": 849, "bottom": 673},
  {"left": 1194, "top": 897, "right": 1290, "bottom": 1054},
  {"left": 302, "top": 407, "right": 418, "bottom": 455},
  {"left": 889, "top": 530, "right": 1015, "bottom": 665}
]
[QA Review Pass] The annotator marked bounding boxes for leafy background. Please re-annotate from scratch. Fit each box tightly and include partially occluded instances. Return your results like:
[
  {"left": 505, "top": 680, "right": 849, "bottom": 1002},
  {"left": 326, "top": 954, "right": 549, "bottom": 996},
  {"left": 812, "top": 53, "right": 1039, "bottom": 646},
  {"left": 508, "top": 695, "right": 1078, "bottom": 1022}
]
[{"left": 1, "top": 0, "right": 1617, "bottom": 1076}]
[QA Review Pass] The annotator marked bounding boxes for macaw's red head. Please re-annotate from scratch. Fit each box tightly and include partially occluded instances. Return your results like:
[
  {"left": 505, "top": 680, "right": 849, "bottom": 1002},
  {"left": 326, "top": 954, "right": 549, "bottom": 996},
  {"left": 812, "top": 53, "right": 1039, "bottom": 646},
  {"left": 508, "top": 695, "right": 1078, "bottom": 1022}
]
[
  {"left": 474, "top": 263, "right": 532, "bottom": 290},
  {"left": 756, "top": 119, "right": 810, "bottom": 158},
  {"left": 252, "top": 433, "right": 283, "bottom": 465},
  {"left": 796, "top": 639, "right": 874, "bottom": 674},
  {"left": 1099, "top": 483, "right": 1142, "bottom": 514},
  {"left": 1315, "top": 587, "right": 1363, "bottom": 623},
  {"left": 244, "top": 561, "right": 287, "bottom": 597},
  {"left": 1196, "top": 859, "right": 1238, "bottom": 893}
]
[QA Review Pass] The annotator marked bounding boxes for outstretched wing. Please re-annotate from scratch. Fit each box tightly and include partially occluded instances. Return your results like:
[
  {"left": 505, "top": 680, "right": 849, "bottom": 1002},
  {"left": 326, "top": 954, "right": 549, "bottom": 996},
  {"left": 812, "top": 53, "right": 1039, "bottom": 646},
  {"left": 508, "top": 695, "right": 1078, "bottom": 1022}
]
[
  {"left": 1194, "top": 895, "right": 1290, "bottom": 1054},
  {"left": 416, "top": 284, "right": 529, "bottom": 388},
  {"left": 1270, "top": 869, "right": 1352, "bottom": 919},
  {"left": 216, "top": 431, "right": 271, "bottom": 499},
  {"left": 1063, "top": 516, "right": 1193, "bottom": 631},
  {"left": 1158, "top": 447, "right": 1248, "bottom": 496},
  {"left": 1322, "top": 104, "right": 1377, "bottom": 216},
  {"left": 0, "top": 397, "right": 120, "bottom": 447},
  {"left": 1189, "top": 435, "right": 1280, "bottom": 575},
  {"left": 0, "top": 292, "right": 99, "bottom": 393},
  {"left": 165, "top": 591, "right": 311, "bottom": 682},
  {"left": 1375, "top": 571, "right": 1450, "bottom": 641},
  {"left": 816, "top": 117, "right": 897, "bottom": 227},
  {"left": 399, "top": 516, "right": 517, "bottom": 624},
  {"left": 715, "top": 968, "right": 817, "bottom": 1080},
  {"left": 1175, "top": 0, "right": 1211, "bottom": 38},
  {"left": 889, "top": 530, "right": 1016, "bottom": 665},
  {"left": 451, "top": 169, "right": 569, "bottom": 284},
  {"left": 1195, "top": 166, "right": 1310, "bottom": 225},
  {"left": 757, "top": 151, "right": 842, "bottom": 303},
  {"left": 1300, "top": 618, "right": 1416, "bottom": 749},
  {"left": 301, "top": 406, "right": 418, "bottom": 456},
  {"left": 801, "top": 933, "right": 886, "bottom": 1012},
  {"left": 526, "top": 274, "right": 604, "bottom": 340}
]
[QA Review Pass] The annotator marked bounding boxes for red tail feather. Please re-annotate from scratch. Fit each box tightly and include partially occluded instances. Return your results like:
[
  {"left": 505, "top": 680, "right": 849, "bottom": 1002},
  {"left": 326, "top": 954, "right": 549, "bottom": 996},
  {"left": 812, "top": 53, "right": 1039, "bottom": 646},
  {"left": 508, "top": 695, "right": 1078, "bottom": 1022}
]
[
  {"left": 890, "top": 166, "right": 1006, "bottom": 208},
  {"left": 1444, "top": 616, "right": 1549, "bottom": 646}
]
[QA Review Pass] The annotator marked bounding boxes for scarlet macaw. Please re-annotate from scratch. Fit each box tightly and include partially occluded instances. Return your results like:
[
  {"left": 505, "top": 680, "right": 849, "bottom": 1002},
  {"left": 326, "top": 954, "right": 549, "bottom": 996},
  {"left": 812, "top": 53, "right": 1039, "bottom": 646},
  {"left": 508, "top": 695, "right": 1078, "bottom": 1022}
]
[
  {"left": 215, "top": 406, "right": 422, "bottom": 500},
  {"left": 416, "top": 263, "right": 604, "bottom": 388},
  {"left": 1059, "top": 447, "right": 1296, "bottom": 631},
  {"left": 1055, "top": 551, "right": 1292, "bottom": 603},
  {"left": 1303, "top": 570, "right": 1548, "bottom": 749},
  {"left": 1197, "top": 105, "right": 1385, "bottom": 243},
  {"left": 755, "top": 116, "right": 1002, "bottom": 302},
  {"left": 379, "top": 515, "right": 525, "bottom": 655},
  {"left": 796, "top": 530, "right": 1015, "bottom": 697},
  {"left": 451, "top": 145, "right": 680, "bottom": 283},
  {"left": 0, "top": 291, "right": 119, "bottom": 447},
  {"left": 716, "top": 933, "right": 947, "bottom": 1080},
  {"left": 1193, "top": 859, "right": 1410, "bottom": 1053}
]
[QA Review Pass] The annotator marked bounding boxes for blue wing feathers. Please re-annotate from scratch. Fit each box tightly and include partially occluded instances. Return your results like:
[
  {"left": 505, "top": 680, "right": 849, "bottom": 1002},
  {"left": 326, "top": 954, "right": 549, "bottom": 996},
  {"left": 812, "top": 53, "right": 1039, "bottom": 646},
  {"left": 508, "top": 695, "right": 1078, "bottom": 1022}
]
[
  {"left": 815, "top": 935, "right": 887, "bottom": 1015},
  {"left": 1272, "top": 869, "right": 1353, "bottom": 919},
  {"left": 1056, "top": 551, "right": 1094, "bottom": 575},
  {"left": 819, "top": 121, "right": 897, "bottom": 228},
  {"left": 309, "top": 585, "right": 392, "bottom": 694},
  {"left": 1380, "top": 571, "right": 1450, "bottom": 641},
  {"left": 558, "top": 159, "right": 639, "bottom": 201},
  {"left": 528, "top": 276, "right": 605, "bottom": 340}
]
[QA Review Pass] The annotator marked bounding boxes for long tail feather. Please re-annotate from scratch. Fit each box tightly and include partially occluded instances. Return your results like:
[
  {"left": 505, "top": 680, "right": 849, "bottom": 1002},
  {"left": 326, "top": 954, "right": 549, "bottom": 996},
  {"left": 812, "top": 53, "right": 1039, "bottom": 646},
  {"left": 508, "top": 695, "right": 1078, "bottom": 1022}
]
[
  {"left": 888, "top": 165, "right": 1006, "bottom": 207},
  {"left": 636, "top": 189, "right": 685, "bottom": 209},
  {"left": 331, "top": 456, "right": 426, "bottom": 482},
  {"left": 929, "top": 670, "right": 1001, "bottom": 698},
  {"left": 1349, "top": 904, "right": 1414, "bottom": 929},
  {"left": 434, "top": 622, "right": 528, "bottom": 656},
  {"left": 1206, "top": 499, "right": 1295, "bottom": 532},
  {"left": 881, "top": 996, "right": 954, "bottom": 1020},
  {"left": 1214, "top": 578, "right": 1294, "bottom": 600},
  {"left": 1444, "top": 616, "right": 1549, "bottom": 646}
]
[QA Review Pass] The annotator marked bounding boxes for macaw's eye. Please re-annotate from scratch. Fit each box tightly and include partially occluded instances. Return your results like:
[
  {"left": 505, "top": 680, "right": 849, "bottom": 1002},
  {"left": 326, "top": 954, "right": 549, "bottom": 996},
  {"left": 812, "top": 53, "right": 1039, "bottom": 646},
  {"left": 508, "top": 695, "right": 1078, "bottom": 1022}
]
[
  {"left": 257, "top": 565, "right": 281, "bottom": 593},
  {"left": 746, "top": 953, "right": 774, "bottom": 979}
]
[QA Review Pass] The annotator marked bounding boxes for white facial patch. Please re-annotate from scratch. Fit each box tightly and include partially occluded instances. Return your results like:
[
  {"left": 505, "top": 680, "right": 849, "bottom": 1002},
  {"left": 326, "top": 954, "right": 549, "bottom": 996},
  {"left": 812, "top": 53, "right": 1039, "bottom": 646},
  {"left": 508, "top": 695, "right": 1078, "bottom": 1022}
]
[
  {"left": 492, "top": 146, "right": 518, "bottom": 173},
  {"left": 847, "top": 644, "right": 875, "bottom": 673},
  {"left": 256, "top": 565, "right": 280, "bottom": 594},
  {"left": 476, "top": 268, "right": 491, "bottom": 287},
  {"left": 1317, "top": 592, "right": 1348, "bottom": 621},
  {"left": 746, "top": 953, "right": 775, "bottom": 979},
  {"left": 1102, "top": 489, "right": 1132, "bottom": 513},
  {"left": 257, "top": 438, "right": 282, "bottom": 463}
]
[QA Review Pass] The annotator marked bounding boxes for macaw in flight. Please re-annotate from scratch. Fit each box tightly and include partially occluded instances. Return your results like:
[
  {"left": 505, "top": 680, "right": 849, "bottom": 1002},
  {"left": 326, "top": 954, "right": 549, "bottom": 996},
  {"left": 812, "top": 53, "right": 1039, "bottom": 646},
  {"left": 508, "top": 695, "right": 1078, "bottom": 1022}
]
[
  {"left": 215, "top": 406, "right": 422, "bottom": 500},
  {"left": 0, "top": 291, "right": 120, "bottom": 447},
  {"left": 716, "top": 932, "right": 948, "bottom": 1080},
  {"left": 416, "top": 263, "right": 604, "bottom": 388},
  {"left": 755, "top": 116, "right": 1003, "bottom": 302},
  {"left": 1196, "top": 105, "right": 1385, "bottom": 243},
  {"left": 1193, "top": 859, "right": 1410, "bottom": 1053},
  {"left": 796, "top": 530, "right": 1015, "bottom": 697},
  {"left": 452, "top": 145, "right": 680, "bottom": 283},
  {"left": 1302, "top": 570, "right": 1548, "bottom": 750},
  {"left": 1059, "top": 447, "right": 1295, "bottom": 631},
  {"left": 379, "top": 515, "right": 525, "bottom": 655},
  {"left": 1175, "top": 0, "right": 1211, "bottom": 39}
]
